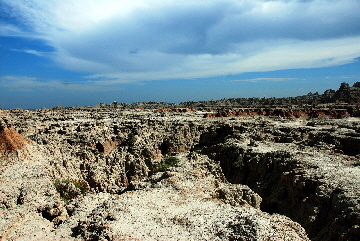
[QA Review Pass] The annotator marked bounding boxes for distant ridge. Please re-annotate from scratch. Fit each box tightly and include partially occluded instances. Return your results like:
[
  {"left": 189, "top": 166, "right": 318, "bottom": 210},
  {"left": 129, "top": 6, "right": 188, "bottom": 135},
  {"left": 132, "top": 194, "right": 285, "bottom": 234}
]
[
  {"left": 12, "top": 82, "right": 358, "bottom": 111},
  {"left": 179, "top": 82, "right": 360, "bottom": 108},
  {"left": 86, "top": 82, "right": 360, "bottom": 109}
]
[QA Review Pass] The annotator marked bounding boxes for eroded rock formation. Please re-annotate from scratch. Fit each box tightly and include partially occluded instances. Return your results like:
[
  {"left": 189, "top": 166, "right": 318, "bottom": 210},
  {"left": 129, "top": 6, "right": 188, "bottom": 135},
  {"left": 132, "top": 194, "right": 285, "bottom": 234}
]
[
  {"left": 0, "top": 118, "right": 30, "bottom": 158},
  {"left": 1, "top": 84, "right": 360, "bottom": 240}
]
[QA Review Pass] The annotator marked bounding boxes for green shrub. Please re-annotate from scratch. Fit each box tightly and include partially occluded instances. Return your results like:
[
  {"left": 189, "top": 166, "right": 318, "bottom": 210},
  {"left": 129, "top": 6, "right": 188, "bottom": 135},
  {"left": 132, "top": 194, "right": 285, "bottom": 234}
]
[
  {"left": 127, "top": 136, "right": 137, "bottom": 145},
  {"left": 71, "top": 180, "right": 90, "bottom": 194},
  {"left": 152, "top": 156, "right": 179, "bottom": 173},
  {"left": 54, "top": 179, "right": 89, "bottom": 203},
  {"left": 216, "top": 144, "right": 245, "bottom": 168},
  {"left": 54, "top": 179, "right": 66, "bottom": 189},
  {"left": 233, "top": 155, "right": 244, "bottom": 168}
]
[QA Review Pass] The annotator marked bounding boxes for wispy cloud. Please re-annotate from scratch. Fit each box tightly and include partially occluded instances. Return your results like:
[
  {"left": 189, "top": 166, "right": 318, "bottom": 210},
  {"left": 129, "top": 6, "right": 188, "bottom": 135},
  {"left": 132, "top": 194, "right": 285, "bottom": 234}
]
[
  {"left": 0, "top": 76, "right": 122, "bottom": 92},
  {"left": 232, "top": 78, "right": 297, "bottom": 82},
  {"left": 11, "top": 49, "right": 45, "bottom": 56},
  {"left": 0, "top": 24, "right": 31, "bottom": 37},
  {"left": 1, "top": 0, "right": 360, "bottom": 83}
]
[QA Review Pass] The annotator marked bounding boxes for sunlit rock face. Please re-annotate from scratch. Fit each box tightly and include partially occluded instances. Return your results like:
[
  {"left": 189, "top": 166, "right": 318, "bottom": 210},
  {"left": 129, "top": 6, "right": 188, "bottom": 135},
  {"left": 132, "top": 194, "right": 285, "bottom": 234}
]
[
  {"left": 0, "top": 118, "right": 31, "bottom": 158},
  {"left": 1, "top": 83, "right": 359, "bottom": 240}
]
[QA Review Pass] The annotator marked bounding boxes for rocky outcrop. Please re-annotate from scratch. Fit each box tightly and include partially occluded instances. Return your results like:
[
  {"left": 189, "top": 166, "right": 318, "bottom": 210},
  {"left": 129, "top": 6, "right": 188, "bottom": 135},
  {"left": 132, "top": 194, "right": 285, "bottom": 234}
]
[
  {"left": 96, "top": 138, "right": 122, "bottom": 156},
  {"left": 58, "top": 153, "right": 297, "bottom": 240},
  {"left": 179, "top": 82, "right": 360, "bottom": 109},
  {"left": 0, "top": 118, "right": 31, "bottom": 158},
  {"left": 198, "top": 123, "right": 360, "bottom": 241},
  {"left": 0, "top": 140, "right": 69, "bottom": 240},
  {"left": 201, "top": 107, "right": 356, "bottom": 119},
  {"left": 1, "top": 106, "right": 359, "bottom": 240},
  {"left": 331, "top": 82, "right": 360, "bottom": 104},
  {"left": 205, "top": 144, "right": 359, "bottom": 241}
]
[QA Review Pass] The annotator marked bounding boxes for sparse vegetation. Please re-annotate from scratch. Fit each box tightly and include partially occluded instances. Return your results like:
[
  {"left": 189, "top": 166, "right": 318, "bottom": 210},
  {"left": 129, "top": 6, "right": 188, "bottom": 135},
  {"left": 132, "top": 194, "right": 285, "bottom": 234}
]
[
  {"left": 125, "top": 135, "right": 137, "bottom": 146},
  {"left": 214, "top": 144, "right": 246, "bottom": 171},
  {"left": 233, "top": 155, "right": 244, "bottom": 168},
  {"left": 54, "top": 179, "right": 89, "bottom": 203},
  {"left": 71, "top": 180, "right": 90, "bottom": 194},
  {"left": 152, "top": 156, "right": 180, "bottom": 173},
  {"left": 54, "top": 179, "right": 66, "bottom": 190}
]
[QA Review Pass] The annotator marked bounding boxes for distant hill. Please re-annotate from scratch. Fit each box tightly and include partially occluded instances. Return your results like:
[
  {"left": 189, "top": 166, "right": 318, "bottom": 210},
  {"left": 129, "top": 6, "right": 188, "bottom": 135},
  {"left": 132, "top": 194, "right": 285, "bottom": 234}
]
[
  {"left": 45, "top": 82, "right": 360, "bottom": 110},
  {"left": 179, "top": 82, "right": 360, "bottom": 108}
]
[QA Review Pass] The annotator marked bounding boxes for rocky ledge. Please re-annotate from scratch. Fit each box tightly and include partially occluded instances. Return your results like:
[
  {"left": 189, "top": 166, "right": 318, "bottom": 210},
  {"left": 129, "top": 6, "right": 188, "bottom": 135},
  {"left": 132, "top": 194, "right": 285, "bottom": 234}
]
[{"left": 0, "top": 104, "right": 359, "bottom": 240}]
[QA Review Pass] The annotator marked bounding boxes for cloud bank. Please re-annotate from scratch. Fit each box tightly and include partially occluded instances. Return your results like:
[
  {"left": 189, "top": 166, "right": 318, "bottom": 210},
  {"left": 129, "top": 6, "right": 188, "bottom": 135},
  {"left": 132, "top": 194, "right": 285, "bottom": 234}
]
[{"left": 1, "top": 0, "right": 360, "bottom": 83}]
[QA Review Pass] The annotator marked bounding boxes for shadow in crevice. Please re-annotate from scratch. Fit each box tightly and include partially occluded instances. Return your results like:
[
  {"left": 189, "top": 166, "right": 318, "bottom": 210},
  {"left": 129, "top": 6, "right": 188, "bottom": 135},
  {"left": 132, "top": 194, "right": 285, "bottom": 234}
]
[{"left": 260, "top": 202, "right": 280, "bottom": 215}]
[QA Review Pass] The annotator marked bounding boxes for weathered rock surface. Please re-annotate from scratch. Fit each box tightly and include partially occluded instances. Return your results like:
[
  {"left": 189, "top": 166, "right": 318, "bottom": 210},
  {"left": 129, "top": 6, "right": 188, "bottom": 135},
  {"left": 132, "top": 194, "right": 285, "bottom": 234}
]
[
  {"left": 0, "top": 104, "right": 359, "bottom": 240},
  {"left": 0, "top": 118, "right": 30, "bottom": 158}
]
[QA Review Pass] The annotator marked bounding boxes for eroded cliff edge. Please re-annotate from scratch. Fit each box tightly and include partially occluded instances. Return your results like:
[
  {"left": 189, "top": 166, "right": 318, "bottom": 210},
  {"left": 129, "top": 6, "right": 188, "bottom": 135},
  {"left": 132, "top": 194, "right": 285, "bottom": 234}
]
[{"left": 0, "top": 107, "right": 359, "bottom": 240}]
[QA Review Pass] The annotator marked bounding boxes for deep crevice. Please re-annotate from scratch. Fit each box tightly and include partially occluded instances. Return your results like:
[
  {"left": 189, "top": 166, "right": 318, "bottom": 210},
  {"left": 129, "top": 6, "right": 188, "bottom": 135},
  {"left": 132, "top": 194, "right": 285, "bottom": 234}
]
[
  {"left": 260, "top": 202, "right": 279, "bottom": 214},
  {"left": 207, "top": 146, "right": 356, "bottom": 241},
  {"left": 40, "top": 208, "right": 60, "bottom": 222},
  {"left": 160, "top": 140, "right": 171, "bottom": 155}
]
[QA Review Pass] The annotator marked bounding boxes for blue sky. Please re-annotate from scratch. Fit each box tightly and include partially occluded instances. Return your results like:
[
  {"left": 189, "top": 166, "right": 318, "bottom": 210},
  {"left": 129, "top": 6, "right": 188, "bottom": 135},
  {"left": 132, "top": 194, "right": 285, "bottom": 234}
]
[{"left": 1, "top": 0, "right": 360, "bottom": 109}]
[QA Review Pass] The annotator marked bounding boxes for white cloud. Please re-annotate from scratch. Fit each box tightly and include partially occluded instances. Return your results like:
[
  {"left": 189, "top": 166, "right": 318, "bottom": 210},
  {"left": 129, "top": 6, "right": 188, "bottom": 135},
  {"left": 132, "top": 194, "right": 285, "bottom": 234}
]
[
  {"left": 1, "top": 0, "right": 360, "bottom": 83},
  {"left": 11, "top": 49, "right": 45, "bottom": 56},
  {"left": 0, "top": 76, "right": 122, "bottom": 92}
]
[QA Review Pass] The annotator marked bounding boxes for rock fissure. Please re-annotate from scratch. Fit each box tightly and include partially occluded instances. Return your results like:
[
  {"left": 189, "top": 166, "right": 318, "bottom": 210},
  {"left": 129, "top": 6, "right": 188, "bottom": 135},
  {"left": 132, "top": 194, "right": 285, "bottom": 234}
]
[{"left": 200, "top": 140, "right": 359, "bottom": 240}]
